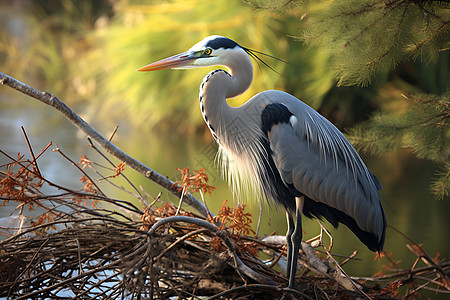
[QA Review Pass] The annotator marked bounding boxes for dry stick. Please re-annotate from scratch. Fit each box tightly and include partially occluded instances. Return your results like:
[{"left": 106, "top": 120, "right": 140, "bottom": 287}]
[
  {"left": 108, "top": 125, "right": 119, "bottom": 141},
  {"left": 0, "top": 154, "right": 82, "bottom": 217},
  {"left": 15, "top": 259, "right": 123, "bottom": 300},
  {"left": 76, "top": 238, "right": 83, "bottom": 275},
  {"left": 340, "top": 250, "right": 358, "bottom": 267},
  {"left": 67, "top": 193, "right": 143, "bottom": 216},
  {"left": 414, "top": 275, "right": 450, "bottom": 291},
  {"left": 20, "top": 126, "right": 42, "bottom": 178},
  {"left": 13, "top": 225, "right": 142, "bottom": 290},
  {"left": 175, "top": 186, "right": 186, "bottom": 215},
  {"left": 2, "top": 206, "right": 145, "bottom": 298},
  {"left": 388, "top": 224, "right": 449, "bottom": 289},
  {"left": 0, "top": 72, "right": 209, "bottom": 218},
  {"left": 208, "top": 284, "right": 314, "bottom": 300},
  {"left": 153, "top": 228, "right": 210, "bottom": 262},
  {"left": 8, "top": 238, "right": 50, "bottom": 298},
  {"left": 315, "top": 220, "right": 369, "bottom": 298},
  {"left": 301, "top": 242, "right": 365, "bottom": 295},
  {"left": 198, "top": 190, "right": 213, "bottom": 221},
  {"left": 351, "top": 262, "right": 450, "bottom": 282},
  {"left": 0, "top": 216, "right": 141, "bottom": 246},
  {"left": 53, "top": 146, "right": 106, "bottom": 196},
  {"left": 29, "top": 141, "right": 53, "bottom": 164},
  {"left": 148, "top": 215, "right": 276, "bottom": 285},
  {"left": 262, "top": 235, "right": 367, "bottom": 294},
  {"left": 0, "top": 146, "right": 101, "bottom": 205},
  {"left": 73, "top": 271, "right": 122, "bottom": 300},
  {"left": 1, "top": 146, "right": 143, "bottom": 218},
  {"left": 87, "top": 137, "right": 148, "bottom": 205},
  {"left": 78, "top": 159, "right": 145, "bottom": 217},
  {"left": 403, "top": 279, "right": 435, "bottom": 299},
  {"left": 0, "top": 141, "right": 51, "bottom": 196}
]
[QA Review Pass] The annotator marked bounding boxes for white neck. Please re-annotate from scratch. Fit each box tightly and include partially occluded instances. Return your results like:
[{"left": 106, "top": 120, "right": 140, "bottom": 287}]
[{"left": 198, "top": 50, "right": 253, "bottom": 140}]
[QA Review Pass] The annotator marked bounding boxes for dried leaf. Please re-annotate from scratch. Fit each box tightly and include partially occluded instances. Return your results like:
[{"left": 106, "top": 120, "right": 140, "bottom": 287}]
[{"left": 173, "top": 167, "right": 216, "bottom": 196}]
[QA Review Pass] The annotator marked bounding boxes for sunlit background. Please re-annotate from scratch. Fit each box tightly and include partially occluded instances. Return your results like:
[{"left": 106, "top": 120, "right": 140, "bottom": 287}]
[{"left": 1, "top": 0, "right": 448, "bottom": 288}]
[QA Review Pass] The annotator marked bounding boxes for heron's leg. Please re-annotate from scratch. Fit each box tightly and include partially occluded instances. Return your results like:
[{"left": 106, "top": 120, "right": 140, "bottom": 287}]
[
  {"left": 288, "top": 196, "right": 305, "bottom": 289},
  {"left": 285, "top": 211, "right": 295, "bottom": 279}
]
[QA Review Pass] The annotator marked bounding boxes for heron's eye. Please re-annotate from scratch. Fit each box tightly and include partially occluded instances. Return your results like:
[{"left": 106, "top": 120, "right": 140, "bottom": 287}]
[{"left": 204, "top": 48, "right": 212, "bottom": 55}]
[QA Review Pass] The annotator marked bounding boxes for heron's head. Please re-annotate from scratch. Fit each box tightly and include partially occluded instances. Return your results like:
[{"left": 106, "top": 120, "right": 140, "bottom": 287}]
[{"left": 137, "top": 35, "right": 249, "bottom": 71}]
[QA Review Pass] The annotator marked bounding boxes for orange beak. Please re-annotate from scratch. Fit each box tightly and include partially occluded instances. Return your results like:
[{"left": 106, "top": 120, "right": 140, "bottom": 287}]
[{"left": 136, "top": 52, "right": 196, "bottom": 72}]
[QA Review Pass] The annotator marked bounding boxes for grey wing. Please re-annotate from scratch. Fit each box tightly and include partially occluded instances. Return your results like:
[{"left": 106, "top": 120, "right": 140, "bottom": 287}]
[{"left": 267, "top": 101, "right": 385, "bottom": 242}]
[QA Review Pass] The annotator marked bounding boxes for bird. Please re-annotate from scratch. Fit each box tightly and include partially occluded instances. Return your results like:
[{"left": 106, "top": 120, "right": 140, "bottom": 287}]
[{"left": 137, "top": 35, "right": 387, "bottom": 289}]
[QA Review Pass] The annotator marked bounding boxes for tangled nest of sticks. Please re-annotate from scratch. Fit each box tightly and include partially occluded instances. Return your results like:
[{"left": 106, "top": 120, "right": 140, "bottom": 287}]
[{"left": 1, "top": 145, "right": 449, "bottom": 299}]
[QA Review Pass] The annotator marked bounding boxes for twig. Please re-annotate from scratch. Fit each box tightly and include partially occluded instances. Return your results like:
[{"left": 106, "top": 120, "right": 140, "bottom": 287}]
[
  {"left": 8, "top": 238, "right": 50, "bottom": 298},
  {"left": 153, "top": 228, "right": 209, "bottom": 262},
  {"left": 0, "top": 72, "right": 209, "bottom": 218},
  {"left": 314, "top": 219, "right": 368, "bottom": 297},
  {"left": 175, "top": 186, "right": 186, "bottom": 215},
  {"left": 108, "top": 125, "right": 119, "bottom": 142},
  {"left": 208, "top": 284, "right": 314, "bottom": 300},
  {"left": 389, "top": 224, "right": 449, "bottom": 289},
  {"left": 20, "top": 126, "right": 42, "bottom": 178},
  {"left": 53, "top": 145, "right": 105, "bottom": 196},
  {"left": 14, "top": 259, "right": 122, "bottom": 300},
  {"left": 198, "top": 190, "right": 213, "bottom": 221},
  {"left": 0, "top": 148, "right": 100, "bottom": 202},
  {"left": 148, "top": 215, "right": 276, "bottom": 285},
  {"left": 72, "top": 271, "right": 122, "bottom": 299},
  {"left": 87, "top": 137, "right": 147, "bottom": 205},
  {"left": 78, "top": 159, "right": 145, "bottom": 217},
  {"left": 261, "top": 234, "right": 365, "bottom": 294},
  {"left": 76, "top": 238, "right": 82, "bottom": 274},
  {"left": 340, "top": 250, "right": 358, "bottom": 267}
]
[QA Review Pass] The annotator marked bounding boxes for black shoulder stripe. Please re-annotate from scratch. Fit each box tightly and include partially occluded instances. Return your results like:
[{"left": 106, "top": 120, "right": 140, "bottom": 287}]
[
  {"left": 261, "top": 103, "right": 293, "bottom": 135},
  {"left": 257, "top": 103, "right": 297, "bottom": 212}
]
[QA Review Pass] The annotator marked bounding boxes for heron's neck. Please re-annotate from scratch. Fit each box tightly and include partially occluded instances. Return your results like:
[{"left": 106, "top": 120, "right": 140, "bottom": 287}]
[{"left": 199, "top": 58, "right": 253, "bottom": 141}]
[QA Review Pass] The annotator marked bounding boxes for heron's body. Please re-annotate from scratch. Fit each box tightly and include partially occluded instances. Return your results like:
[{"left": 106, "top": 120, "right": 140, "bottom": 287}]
[{"left": 138, "top": 35, "right": 387, "bottom": 289}]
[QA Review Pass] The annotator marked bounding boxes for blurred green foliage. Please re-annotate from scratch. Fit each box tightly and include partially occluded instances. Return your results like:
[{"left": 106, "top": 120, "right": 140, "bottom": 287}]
[
  {"left": 77, "top": 0, "right": 334, "bottom": 132},
  {"left": 0, "top": 0, "right": 335, "bottom": 130}
]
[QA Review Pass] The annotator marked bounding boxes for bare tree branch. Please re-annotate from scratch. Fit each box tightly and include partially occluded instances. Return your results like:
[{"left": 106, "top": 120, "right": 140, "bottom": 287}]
[{"left": 0, "top": 71, "right": 210, "bottom": 218}]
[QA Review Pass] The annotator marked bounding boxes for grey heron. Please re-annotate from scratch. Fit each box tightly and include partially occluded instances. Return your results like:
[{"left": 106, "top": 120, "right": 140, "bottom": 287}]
[{"left": 137, "top": 35, "right": 387, "bottom": 289}]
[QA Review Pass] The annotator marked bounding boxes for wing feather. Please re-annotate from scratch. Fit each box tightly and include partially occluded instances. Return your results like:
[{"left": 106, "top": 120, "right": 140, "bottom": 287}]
[{"left": 260, "top": 92, "right": 385, "bottom": 240}]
